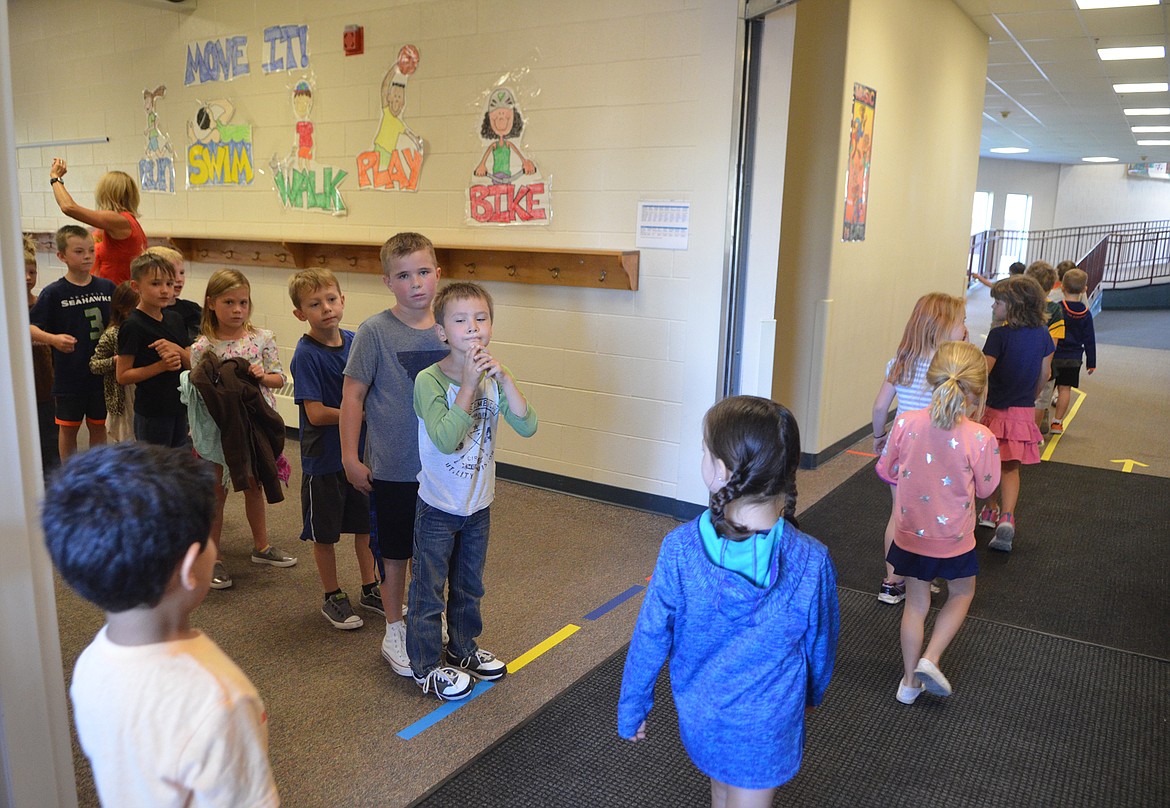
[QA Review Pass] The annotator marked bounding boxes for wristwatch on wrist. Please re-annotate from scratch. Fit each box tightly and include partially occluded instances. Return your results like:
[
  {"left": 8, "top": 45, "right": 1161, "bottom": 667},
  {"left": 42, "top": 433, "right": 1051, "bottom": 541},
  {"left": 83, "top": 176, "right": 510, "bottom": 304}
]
[{"left": 50, "top": 177, "right": 63, "bottom": 186}]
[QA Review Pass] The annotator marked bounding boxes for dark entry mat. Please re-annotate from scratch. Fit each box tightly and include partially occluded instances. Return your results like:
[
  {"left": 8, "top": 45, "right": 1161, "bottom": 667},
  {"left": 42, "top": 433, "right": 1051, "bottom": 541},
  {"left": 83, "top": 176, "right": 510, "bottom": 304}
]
[
  {"left": 797, "top": 461, "right": 1170, "bottom": 659},
  {"left": 414, "top": 589, "right": 1169, "bottom": 807}
]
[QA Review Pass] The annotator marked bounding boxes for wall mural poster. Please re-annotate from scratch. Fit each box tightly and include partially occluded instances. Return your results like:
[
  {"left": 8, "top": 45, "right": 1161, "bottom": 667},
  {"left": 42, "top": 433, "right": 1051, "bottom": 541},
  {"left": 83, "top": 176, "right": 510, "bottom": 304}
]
[
  {"left": 356, "top": 45, "right": 424, "bottom": 191},
  {"left": 186, "top": 98, "right": 255, "bottom": 188},
  {"left": 270, "top": 76, "right": 347, "bottom": 215},
  {"left": 843, "top": 82, "right": 876, "bottom": 242},
  {"left": 467, "top": 86, "right": 549, "bottom": 226},
  {"left": 262, "top": 25, "right": 310, "bottom": 74},
  {"left": 185, "top": 35, "right": 250, "bottom": 86},
  {"left": 139, "top": 85, "right": 176, "bottom": 193}
]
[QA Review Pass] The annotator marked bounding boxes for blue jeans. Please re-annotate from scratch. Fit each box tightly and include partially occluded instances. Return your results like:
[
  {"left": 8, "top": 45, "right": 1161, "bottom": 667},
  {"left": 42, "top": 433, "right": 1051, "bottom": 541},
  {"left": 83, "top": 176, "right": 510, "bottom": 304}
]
[{"left": 406, "top": 498, "right": 491, "bottom": 677}]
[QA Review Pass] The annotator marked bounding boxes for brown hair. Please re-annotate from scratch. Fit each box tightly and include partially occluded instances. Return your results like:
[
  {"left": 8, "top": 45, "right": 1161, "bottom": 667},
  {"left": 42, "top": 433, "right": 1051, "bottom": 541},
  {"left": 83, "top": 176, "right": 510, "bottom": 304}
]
[
  {"left": 703, "top": 396, "right": 802, "bottom": 539},
  {"left": 886, "top": 293, "right": 966, "bottom": 386},
  {"left": 1025, "top": 262, "right": 1057, "bottom": 294},
  {"left": 200, "top": 268, "right": 253, "bottom": 339},
  {"left": 991, "top": 275, "right": 1046, "bottom": 329},
  {"left": 288, "top": 267, "right": 341, "bottom": 309},
  {"left": 108, "top": 281, "right": 140, "bottom": 328},
  {"left": 54, "top": 224, "right": 89, "bottom": 253},
  {"left": 1056, "top": 260, "right": 1077, "bottom": 280},
  {"left": 927, "top": 341, "right": 987, "bottom": 430},
  {"left": 433, "top": 281, "right": 493, "bottom": 326},
  {"left": 129, "top": 252, "right": 175, "bottom": 283},
  {"left": 1062, "top": 268, "right": 1088, "bottom": 295},
  {"left": 379, "top": 232, "right": 437, "bottom": 275},
  {"left": 94, "top": 171, "right": 140, "bottom": 217}
]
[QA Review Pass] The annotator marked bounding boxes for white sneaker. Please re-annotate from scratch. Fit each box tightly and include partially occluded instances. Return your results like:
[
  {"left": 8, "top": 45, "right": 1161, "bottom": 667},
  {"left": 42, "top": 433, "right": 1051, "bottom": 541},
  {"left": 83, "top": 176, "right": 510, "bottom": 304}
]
[
  {"left": 413, "top": 666, "right": 473, "bottom": 701},
  {"left": 896, "top": 679, "right": 924, "bottom": 704},
  {"left": 380, "top": 620, "right": 411, "bottom": 677}
]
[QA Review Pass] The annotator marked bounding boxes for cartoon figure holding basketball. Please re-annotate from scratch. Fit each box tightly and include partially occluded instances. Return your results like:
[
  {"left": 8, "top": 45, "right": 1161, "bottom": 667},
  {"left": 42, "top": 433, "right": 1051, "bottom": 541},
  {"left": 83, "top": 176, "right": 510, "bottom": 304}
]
[
  {"left": 357, "top": 44, "right": 425, "bottom": 191},
  {"left": 474, "top": 88, "right": 537, "bottom": 183}
]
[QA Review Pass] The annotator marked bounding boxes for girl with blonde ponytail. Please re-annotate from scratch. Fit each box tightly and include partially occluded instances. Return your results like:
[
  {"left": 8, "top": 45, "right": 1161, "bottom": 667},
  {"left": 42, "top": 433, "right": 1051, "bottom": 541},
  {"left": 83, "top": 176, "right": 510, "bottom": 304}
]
[{"left": 876, "top": 342, "right": 1000, "bottom": 705}]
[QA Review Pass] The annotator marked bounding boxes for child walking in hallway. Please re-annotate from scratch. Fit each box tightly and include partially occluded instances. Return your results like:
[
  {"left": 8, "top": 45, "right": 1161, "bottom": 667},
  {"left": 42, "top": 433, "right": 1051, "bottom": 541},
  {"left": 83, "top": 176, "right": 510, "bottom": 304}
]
[
  {"left": 876, "top": 342, "right": 1000, "bottom": 703},
  {"left": 977, "top": 276, "right": 1054, "bottom": 553},
  {"left": 619, "top": 396, "right": 839, "bottom": 808},
  {"left": 191, "top": 268, "right": 297, "bottom": 589},
  {"left": 870, "top": 292, "right": 967, "bottom": 604},
  {"left": 1051, "top": 268, "right": 1097, "bottom": 435}
]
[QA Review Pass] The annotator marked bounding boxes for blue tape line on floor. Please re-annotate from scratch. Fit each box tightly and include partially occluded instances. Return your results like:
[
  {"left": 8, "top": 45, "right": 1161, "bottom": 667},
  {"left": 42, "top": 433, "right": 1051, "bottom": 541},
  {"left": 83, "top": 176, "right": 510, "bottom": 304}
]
[
  {"left": 583, "top": 584, "right": 645, "bottom": 621},
  {"left": 397, "top": 680, "right": 496, "bottom": 740}
]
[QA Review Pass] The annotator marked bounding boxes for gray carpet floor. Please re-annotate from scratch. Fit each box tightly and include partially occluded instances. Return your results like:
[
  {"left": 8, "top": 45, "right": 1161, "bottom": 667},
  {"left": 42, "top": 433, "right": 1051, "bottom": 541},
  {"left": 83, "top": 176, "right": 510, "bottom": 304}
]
[{"left": 417, "top": 590, "right": 1169, "bottom": 807}]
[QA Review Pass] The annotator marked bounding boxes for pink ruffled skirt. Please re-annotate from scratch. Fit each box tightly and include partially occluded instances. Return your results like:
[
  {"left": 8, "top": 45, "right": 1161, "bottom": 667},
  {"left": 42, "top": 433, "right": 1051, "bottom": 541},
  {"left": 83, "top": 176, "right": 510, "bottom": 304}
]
[{"left": 981, "top": 406, "right": 1042, "bottom": 465}]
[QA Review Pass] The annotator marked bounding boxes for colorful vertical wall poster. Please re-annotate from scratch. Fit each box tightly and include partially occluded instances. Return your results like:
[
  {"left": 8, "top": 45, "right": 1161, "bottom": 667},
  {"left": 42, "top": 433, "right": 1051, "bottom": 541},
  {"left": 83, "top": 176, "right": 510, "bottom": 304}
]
[
  {"left": 187, "top": 99, "right": 255, "bottom": 188},
  {"left": 843, "top": 83, "right": 876, "bottom": 242},
  {"left": 140, "top": 85, "right": 176, "bottom": 193},
  {"left": 185, "top": 35, "right": 250, "bottom": 85},
  {"left": 356, "top": 45, "right": 424, "bottom": 191},
  {"left": 262, "top": 25, "right": 310, "bottom": 73},
  {"left": 271, "top": 76, "right": 347, "bottom": 215},
  {"left": 467, "top": 87, "right": 549, "bottom": 225}
]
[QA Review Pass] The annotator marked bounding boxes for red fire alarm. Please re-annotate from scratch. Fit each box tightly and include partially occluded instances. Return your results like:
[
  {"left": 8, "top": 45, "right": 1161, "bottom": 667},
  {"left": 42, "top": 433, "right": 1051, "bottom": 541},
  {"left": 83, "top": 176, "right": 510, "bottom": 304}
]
[{"left": 343, "top": 25, "right": 364, "bottom": 56}]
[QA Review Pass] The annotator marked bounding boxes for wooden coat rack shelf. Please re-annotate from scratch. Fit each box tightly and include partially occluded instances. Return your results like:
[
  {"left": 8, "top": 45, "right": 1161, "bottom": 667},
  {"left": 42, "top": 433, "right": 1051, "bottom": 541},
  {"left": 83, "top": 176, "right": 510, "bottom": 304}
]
[{"left": 164, "top": 236, "right": 639, "bottom": 291}]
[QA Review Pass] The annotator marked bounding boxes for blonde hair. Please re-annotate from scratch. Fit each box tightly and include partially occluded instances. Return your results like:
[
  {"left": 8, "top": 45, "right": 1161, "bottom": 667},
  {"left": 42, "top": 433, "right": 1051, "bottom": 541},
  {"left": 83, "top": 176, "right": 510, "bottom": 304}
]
[
  {"left": 145, "top": 245, "right": 183, "bottom": 268},
  {"left": 129, "top": 251, "right": 175, "bottom": 282},
  {"left": 200, "top": 268, "right": 253, "bottom": 339},
  {"left": 433, "top": 281, "right": 493, "bottom": 326},
  {"left": 94, "top": 171, "right": 140, "bottom": 217},
  {"left": 927, "top": 341, "right": 987, "bottom": 430},
  {"left": 886, "top": 293, "right": 966, "bottom": 386},
  {"left": 22, "top": 233, "right": 37, "bottom": 263},
  {"left": 288, "top": 267, "right": 341, "bottom": 309},
  {"left": 1062, "top": 268, "right": 1088, "bottom": 296}
]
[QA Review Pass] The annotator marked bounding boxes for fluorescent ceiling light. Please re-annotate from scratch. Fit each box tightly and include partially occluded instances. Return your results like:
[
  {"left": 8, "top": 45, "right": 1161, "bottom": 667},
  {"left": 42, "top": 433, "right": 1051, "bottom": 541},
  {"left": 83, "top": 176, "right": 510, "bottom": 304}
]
[
  {"left": 1136, "top": 139, "right": 1170, "bottom": 145},
  {"left": 1082, "top": 157, "right": 1119, "bottom": 163},
  {"left": 1099, "top": 46, "right": 1165, "bottom": 61},
  {"left": 1132, "top": 125, "right": 1170, "bottom": 132},
  {"left": 1077, "top": 0, "right": 1159, "bottom": 9},
  {"left": 1114, "top": 82, "right": 1169, "bottom": 93},
  {"left": 989, "top": 147, "right": 1029, "bottom": 154},
  {"left": 1125, "top": 107, "right": 1170, "bottom": 115}
]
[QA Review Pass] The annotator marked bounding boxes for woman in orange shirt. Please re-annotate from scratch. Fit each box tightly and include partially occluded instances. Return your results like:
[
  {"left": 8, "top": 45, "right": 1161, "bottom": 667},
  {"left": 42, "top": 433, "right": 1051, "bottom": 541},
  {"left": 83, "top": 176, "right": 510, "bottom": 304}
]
[{"left": 49, "top": 158, "right": 146, "bottom": 285}]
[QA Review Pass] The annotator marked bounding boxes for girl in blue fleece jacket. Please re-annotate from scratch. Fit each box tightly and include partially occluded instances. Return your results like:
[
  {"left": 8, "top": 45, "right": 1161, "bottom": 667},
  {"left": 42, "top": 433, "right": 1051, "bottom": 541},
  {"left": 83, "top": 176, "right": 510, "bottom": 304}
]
[{"left": 618, "top": 396, "right": 840, "bottom": 807}]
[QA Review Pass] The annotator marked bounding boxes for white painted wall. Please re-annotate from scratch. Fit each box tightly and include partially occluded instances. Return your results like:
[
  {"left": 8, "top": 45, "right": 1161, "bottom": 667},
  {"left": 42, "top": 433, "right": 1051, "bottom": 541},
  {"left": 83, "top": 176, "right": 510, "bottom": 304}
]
[
  {"left": 1054, "top": 163, "right": 1170, "bottom": 227},
  {"left": 975, "top": 157, "right": 1060, "bottom": 231},
  {"left": 13, "top": 0, "right": 744, "bottom": 508}
]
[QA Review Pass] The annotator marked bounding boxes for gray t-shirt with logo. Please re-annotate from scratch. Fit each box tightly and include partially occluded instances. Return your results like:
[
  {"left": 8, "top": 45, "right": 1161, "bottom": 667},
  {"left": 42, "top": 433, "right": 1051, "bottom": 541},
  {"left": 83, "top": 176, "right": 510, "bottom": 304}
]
[{"left": 344, "top": 309, "right": 448, "bottom": 482}]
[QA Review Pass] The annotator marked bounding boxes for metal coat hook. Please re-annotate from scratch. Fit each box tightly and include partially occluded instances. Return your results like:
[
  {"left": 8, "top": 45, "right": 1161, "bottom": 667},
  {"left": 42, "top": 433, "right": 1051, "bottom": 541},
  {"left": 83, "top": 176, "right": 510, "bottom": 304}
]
[
  {"left": 277, "top": 253, "right": 287, "bottom": 263},
  {"left": 548, "top": 266, "right": 560, "bottom": 279},
  {"left": 317, "top": 255, "right": 327, "bottom": 265},
  {"left": 253, "top": 251, "right": 261, "bottom": 260},
  {"left": 464, "top": 262, "right": 476, "bottom": 275},
  {"left": 349, "top": 256, "right": 358, "bottom": 267},
  {"left": 224, "top": 249, "right": 234, "bottom": 259},
  {"left": 199, "top": 249, "right": 208, "bottom": 258},
  {"left": 598, "top": 270, "right": 607, "bottom": 283},
  {"left": 506, "top": 264, "right": 517, "bottom": 277}
]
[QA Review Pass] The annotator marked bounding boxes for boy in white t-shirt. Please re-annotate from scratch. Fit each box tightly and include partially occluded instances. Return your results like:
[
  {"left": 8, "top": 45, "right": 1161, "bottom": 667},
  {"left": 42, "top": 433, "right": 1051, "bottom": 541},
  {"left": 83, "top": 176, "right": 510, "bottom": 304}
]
[
  {"left": 407, "top": 281, "right": 538, "bottom": 700},
  {"left": 42, "top": 443, "right": 279, "bottom": 808}
]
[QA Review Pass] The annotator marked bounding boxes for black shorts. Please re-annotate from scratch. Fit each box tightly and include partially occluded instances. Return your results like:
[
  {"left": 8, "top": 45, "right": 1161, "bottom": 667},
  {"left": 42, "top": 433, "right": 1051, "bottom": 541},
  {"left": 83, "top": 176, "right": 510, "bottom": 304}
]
[
  {"left": 300, "top": 470, "right": 371, "bottom": 543},
  {"left": 55, "top": 390, "right": 106, "bottom": 426},
  {"left": 1054, "top": 362, "right": 1081, "bottom": 389},
  {"left": 370, "top": 479, "right": 420, "bottom": 560}
]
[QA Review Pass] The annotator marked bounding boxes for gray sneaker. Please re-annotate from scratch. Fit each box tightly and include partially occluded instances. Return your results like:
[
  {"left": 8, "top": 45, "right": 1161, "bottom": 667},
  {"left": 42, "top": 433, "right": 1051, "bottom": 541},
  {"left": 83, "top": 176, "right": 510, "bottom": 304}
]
[
  {"left": 413, "top": 666, "right": 474, "bottom": 701},
  {"left": 210, "top": 560, "right": 233, "bottom": 590},
  {"left": 251, "top": 546, "right": 297, "bottom": 567},
  {"left": 322, "top": 592, "right": 363, "bottom": 630}
]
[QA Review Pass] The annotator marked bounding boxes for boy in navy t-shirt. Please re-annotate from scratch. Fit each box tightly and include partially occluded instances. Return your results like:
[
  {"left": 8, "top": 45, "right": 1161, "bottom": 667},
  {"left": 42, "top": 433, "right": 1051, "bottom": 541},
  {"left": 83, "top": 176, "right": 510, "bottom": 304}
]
[
  {"left": 289, "top": 269, "right": 380, "bottom": 630},
  {"left": 29, "top": 225, "right": 115, "bottom": 459}
]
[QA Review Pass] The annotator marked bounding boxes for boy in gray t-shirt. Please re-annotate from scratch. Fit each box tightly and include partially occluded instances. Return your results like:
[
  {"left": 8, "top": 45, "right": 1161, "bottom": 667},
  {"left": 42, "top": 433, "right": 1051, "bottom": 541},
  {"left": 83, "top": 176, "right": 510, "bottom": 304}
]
[{"left": 341, "top": 233, "right": 448, "bottom": 678}]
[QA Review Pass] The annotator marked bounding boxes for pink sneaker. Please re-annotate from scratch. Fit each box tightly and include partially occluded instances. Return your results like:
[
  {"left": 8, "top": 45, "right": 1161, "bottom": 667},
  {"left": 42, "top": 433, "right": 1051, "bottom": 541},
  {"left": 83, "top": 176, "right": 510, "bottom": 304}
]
[{"left": 977, "top": 505, "right": 999, "bottom": 529}]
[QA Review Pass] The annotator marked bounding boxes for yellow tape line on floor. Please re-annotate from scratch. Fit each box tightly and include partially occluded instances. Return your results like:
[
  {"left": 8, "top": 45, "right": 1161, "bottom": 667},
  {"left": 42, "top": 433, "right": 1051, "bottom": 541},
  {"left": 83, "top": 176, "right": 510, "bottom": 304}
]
[
  {"left": 1041, "top": 387, "right": 1086, "bottom": 462},
  {"left": 507, "top": 624, "right": 580, "bottom": 675}
]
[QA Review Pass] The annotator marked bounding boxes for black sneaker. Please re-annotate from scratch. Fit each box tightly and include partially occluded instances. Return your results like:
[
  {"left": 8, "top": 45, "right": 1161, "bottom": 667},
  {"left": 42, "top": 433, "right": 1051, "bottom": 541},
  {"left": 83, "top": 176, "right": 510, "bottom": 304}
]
[
  {"left": 414, "top": 666, "right": 474, "bottom": 701},
  {"left": 321, "top": 591, "right": 363, "bottom": 630},
  {"left": 359, "top": 585, "right": 385, "bottom": 616},
  {"left": 445, "top": 648, "right": 507, "bottom": 681}
]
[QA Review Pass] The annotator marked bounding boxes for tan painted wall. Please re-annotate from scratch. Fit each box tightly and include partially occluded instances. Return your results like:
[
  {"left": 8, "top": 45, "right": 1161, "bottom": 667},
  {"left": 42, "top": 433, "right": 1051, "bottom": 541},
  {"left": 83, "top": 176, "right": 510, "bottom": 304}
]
[{"left": 774, "top": 0, "right": 987, "bottom": 456}]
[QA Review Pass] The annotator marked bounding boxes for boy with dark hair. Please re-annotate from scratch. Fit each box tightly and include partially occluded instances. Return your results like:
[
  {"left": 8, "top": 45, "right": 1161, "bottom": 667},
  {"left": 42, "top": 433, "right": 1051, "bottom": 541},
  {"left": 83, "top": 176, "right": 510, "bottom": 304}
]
[
  {"left": 28, "top": 224, "right": 115, "bottom": 459},
  {"left": 1051, "top": 268, "right": 1097, "bottom": 435},
  {"left": 407, "top": 280, "right": 538, "bottom": 700},
  {"left": 116, "top": 252, "right": 192, "bottom": 447},
  {"left": 24, "top": 234, "right": 59, "bottom": 476},
  {"left": 341, "top": 232, "right": 450, "bottom": 677},
  {"left": 43, "top": 443, "right": 278, "bottom": 807},
  {"left": 289, "top": 268, "right": 380, "bottom": 629}
]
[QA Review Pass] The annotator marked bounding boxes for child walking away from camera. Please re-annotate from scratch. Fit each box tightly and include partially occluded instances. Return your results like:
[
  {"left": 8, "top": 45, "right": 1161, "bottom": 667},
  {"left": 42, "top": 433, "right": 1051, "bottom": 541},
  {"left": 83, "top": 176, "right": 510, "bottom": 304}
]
[
  {"left": 876, "top": 342, "right": 1000, "bottom": 704},
  {"left": 191, "top": 269, "right": 296, "bottom": 590},
  {"left": 90, "top": 281, "right": 139, "bottom": 442},
  {"left": 618, "top": 397, "right": 839, "bottom": 807},
  {"left": 977, "top": 276, "right": 1054, "bottom": 553},
  {"left": 870, "top": 293, "right": 967, "bottom": 605}
]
